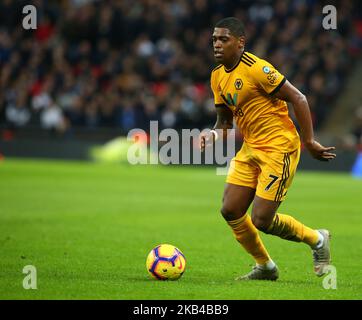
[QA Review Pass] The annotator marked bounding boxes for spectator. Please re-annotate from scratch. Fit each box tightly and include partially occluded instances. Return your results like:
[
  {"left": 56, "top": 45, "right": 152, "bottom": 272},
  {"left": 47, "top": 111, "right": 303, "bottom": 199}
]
[
  {"left": 352, "top": 106, "right": 362, "bottom": 149},
  {"left": 5, "top": 93, "right": 31, "bottom": 127},
  {"left": 0, "top": 0, "right": 360, "bottom": 136}
]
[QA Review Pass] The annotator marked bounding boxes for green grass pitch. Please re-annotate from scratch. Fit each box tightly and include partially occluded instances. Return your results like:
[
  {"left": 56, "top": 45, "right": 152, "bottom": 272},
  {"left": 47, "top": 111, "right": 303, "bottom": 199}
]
[{"left": 0, "top": 158, "right": 361, "bottom": 300}]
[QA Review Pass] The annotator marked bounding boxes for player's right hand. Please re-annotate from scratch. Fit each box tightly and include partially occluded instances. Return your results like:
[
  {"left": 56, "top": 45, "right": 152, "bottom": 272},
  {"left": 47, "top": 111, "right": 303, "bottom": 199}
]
[{"left": 199, "top": 131, "right": 215, "bottom": 152}]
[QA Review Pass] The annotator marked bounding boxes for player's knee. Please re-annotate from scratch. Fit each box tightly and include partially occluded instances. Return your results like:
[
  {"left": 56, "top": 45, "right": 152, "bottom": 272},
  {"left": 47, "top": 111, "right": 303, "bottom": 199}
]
[
  {"left": 220, "top": 205, "right": 239, "bottom": 221},
  {"left": 251, "top": 214, "right": 271, "bottom": 232}
]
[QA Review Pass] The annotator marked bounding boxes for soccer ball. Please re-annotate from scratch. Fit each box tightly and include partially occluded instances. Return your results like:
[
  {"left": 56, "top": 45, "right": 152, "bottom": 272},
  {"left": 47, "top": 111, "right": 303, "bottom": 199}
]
[{"left": 146, "top": 244, "right": 186, "bottom": 280}]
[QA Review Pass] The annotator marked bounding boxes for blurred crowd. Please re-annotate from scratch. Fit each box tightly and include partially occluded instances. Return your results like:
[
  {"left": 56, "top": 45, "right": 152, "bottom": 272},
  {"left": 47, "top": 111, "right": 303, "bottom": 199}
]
[
  {"left": 0, "top": 0, "right": 361, "bottom": 136},
  {"left": 341, "top": 105, "right": 362, "bottom": 151}
]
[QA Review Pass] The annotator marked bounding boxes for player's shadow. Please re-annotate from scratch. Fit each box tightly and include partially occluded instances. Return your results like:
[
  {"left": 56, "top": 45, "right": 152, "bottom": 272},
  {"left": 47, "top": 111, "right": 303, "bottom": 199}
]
[
  {"left": 274, "top": 278, "right": 326, "bottom": 286},
  {"left": 128, "top": 276, "right": 155, "bottom": 282}
]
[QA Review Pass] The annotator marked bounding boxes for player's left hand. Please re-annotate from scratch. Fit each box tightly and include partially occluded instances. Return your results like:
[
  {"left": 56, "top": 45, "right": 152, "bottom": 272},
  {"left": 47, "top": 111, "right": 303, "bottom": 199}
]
[{"left": 304, "top": 140, "right": 336, "bottom": 161}]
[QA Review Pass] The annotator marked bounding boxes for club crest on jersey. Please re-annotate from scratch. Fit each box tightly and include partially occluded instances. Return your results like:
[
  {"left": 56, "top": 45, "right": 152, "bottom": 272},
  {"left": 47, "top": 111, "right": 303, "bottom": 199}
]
[
  {"left": 262, "top": 66, "right": 270, "bottom": 74},
  {"left": 234, "top": 78, "right": 243, "bottom": 90}
]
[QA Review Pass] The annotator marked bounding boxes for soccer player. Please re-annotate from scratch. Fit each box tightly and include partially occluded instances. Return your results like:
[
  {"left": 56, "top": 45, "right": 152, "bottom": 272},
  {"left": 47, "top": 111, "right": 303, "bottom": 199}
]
[{"left": 200, "top": 17, "right": 336, "bottom": 280}]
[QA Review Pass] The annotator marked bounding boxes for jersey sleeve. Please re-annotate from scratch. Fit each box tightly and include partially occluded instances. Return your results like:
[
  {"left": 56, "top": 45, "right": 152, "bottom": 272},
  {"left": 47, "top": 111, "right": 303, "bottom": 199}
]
[
  {"left": 210, "top": 69, "right": 225, "bottom": 106},
  {"left": 250, "top": 59, "right": 286, "bottom": 95}
]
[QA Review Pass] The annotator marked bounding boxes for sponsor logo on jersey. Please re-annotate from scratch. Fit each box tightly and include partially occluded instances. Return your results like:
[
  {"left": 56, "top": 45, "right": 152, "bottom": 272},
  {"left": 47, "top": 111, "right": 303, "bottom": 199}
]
[{"left": 262, "top": 66, "right": 270, "bottom": 74}]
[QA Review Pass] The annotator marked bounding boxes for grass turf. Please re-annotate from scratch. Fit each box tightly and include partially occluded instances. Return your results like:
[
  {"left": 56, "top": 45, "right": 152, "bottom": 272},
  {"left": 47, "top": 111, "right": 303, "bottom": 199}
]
[{"left": 0, "top": 158, "right": 361, "bottom": 300}]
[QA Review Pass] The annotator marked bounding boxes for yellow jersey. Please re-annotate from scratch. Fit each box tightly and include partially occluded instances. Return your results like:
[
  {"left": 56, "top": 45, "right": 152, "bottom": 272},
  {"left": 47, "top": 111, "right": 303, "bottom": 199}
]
[{"left": 210, "top": 51, "right": 300, "bottom": 152}]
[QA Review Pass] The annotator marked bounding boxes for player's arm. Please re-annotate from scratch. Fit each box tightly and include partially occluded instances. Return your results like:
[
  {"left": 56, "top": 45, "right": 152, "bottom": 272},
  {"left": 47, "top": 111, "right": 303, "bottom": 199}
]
[
  {"left": 200, "top": 104, "right": 233, "bottom": 152},
  {"left": 201, "top": 69, "right": 234, "bottom": 151},
  {"left": 273, "top": 80, "right": 336, "bottom": 161},
  {"left": 214, "top": 104, "right": 234, "bottom": 132}
]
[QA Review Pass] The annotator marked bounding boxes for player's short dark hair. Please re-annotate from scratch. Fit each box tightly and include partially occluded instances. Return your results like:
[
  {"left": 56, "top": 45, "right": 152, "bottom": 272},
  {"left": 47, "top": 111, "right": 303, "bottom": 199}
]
[{"left": 215, "top": 17, "right": 245, "bottom": 37}]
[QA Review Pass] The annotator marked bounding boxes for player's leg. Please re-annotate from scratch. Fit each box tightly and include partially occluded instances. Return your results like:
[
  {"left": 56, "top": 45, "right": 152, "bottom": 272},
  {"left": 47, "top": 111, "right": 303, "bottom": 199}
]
[
  {"left": 222, "top": 183, "right": 271, "bottom": 264},
  {"left": 252, "top": 148, "right": 331, "bottom": 276},
  {"left": 252, "top": 195, "right": 321, "bottom": 246},
  {"left": 223, "top": 144, "right": 278, "bottom": 280},
  {"left": 221, "top": 183, "right": 255, "bottom": 221},
  {"left": 252, "top": 196, "right": 331, "bottom": 276},
  {"left": 221, "top": 183, "right": 278, "bottom": 280}
]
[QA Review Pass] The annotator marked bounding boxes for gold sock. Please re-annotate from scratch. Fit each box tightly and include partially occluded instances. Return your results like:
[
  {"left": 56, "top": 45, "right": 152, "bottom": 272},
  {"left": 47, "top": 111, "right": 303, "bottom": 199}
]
[
  {"left": 266, "top": 213, "right": 319, "bottom": 247},
  {"left": 227, "top": 214, "right": 271, "bottom": 265}
]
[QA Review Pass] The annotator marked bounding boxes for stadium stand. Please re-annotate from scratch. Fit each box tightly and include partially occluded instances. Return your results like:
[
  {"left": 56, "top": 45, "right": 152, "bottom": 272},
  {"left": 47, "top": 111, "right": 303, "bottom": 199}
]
[{"left": 0, "top": 0, "right": 361, "bottom": 138}]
